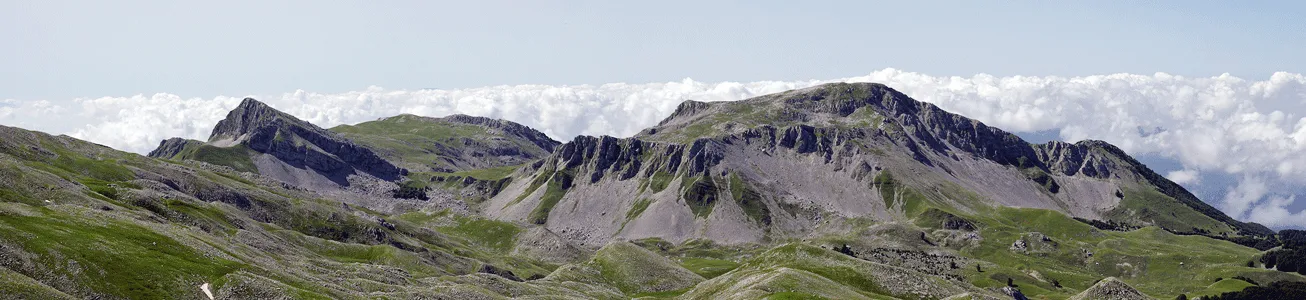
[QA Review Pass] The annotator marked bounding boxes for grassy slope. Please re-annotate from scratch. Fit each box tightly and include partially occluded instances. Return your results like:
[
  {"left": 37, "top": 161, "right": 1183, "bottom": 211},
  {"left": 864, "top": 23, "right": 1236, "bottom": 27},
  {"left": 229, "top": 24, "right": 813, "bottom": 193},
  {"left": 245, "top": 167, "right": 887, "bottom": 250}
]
[
  {"left": 330, "top": 115, "right": 503, "bottom": 172},
  {"left": 956, "top": 206, "right": 1293, "bottom": 299},
  {"left": 0, "top": 208, "right": 243, "bottom": 299},
  {"left": 547, "top": 242, "right": 704, "bottom": 296},
  {"left": 1106, "top": 186, "right": 1234, "bottom": 234},
  {"left": 0, "top": 128, "right": 579, "bottom": 298},
  {"left": 155, "top": 141, "right": 259, "bottom": 174}
]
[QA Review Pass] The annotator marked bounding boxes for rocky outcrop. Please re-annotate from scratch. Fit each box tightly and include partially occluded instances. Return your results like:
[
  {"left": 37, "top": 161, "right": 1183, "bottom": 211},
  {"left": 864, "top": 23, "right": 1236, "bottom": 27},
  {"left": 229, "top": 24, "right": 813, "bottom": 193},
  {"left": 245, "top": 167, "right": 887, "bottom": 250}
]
[
  {"left": 441, "top": 114, "right": 561, "bottom": 153},
  {"left": 1068, "top": 277, "right": 1150, "bottom": 300},
  {"left": 1000, "top": 286, "right": 1030, "bottom": 300},
  {"left": 1010, "top": 232, "right": 1058, "bottom": 253},
  {"left": 146, "top": 138, "right": 202, "bottom": 158},
  {"left": 1033, "top": 141, "right": 1111, "bottom": 178},
  {"left": 1037, "top": 139, "right": 1272, "bottom": 236},
  {"left": 151, "top": 98, "right": 405, "bottom": 187}
]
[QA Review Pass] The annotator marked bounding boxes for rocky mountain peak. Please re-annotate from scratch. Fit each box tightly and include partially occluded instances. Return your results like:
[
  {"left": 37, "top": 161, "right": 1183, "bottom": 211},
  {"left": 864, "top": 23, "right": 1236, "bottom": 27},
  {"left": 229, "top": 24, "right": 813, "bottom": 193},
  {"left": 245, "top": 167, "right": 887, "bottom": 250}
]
[
  {"left": 149, "top": 97, "right": 405, "bottom": 187},
  {"left": 208, "top": 97, "right": 302, "bottom": 144}
]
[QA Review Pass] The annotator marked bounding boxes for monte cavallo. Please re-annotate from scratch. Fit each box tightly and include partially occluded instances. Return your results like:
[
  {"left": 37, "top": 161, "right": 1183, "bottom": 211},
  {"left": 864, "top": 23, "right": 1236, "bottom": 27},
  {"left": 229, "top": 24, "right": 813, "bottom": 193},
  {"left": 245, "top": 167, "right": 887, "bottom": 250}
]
[{"left": 2, "top": 83, "right": 1303, "bottom": 299}]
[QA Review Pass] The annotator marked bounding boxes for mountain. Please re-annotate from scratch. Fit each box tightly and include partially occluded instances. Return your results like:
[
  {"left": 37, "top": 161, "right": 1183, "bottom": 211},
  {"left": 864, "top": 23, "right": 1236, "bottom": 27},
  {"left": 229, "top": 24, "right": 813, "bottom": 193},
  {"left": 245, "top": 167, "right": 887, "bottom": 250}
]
[
  {"left": 149, "top": 98, "right": 405, "bottom": 189},
  {"left": 485, "top": 82, "right": 1269, "bottom": 248},
  {"left": 0, "top": 124, "right": 624, "bottom": 299},
  {"left": 3, "top": 83, "right": 1304, "bottom": 299},
  {"left": 330, "top": 114, "right": 560, "bottom": 173}
]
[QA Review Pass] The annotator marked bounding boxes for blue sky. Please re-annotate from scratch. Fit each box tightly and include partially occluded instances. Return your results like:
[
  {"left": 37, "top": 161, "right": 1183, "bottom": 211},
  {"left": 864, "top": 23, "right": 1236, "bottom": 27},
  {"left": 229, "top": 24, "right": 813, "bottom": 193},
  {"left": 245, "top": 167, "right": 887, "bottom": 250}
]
[{"left": 3, "top": 1, "right": 1304, "bottom": 99}]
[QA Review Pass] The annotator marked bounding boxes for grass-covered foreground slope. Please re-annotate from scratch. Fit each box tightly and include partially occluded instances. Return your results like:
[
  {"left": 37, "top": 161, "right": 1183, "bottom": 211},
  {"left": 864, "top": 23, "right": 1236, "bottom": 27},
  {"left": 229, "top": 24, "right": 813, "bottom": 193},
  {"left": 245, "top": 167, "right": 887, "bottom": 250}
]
[
  {"left": 943, "top": 207, "right": 1301, "bottom": 299},
  {"left": 331, "top": 114, "right": 559, "bottom": 173},
  {"left": 0, "top": 125, "right": 608, "bottom": 299}
]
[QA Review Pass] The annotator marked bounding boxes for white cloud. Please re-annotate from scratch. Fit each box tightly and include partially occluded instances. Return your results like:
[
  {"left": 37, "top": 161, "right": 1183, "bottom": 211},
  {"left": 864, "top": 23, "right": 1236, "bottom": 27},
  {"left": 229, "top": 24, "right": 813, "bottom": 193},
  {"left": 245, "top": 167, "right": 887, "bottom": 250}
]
[
  {"left": 4, "top": 69, "right": 1306, "bottom": 227},
  {"left": 1166, "top": 169, "right": 1200, "bottom": 185},
  {"left": 1222, "top": 176, "right": 1270, "bottom": 220},
  {"left": 1247, "top": 195, "right": 1306, "bottom": 229}
]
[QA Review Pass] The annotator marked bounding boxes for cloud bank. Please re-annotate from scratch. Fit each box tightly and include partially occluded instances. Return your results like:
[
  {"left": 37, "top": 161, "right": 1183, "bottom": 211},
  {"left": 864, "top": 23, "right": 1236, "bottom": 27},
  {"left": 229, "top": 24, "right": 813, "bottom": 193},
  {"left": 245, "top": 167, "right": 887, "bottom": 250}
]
[{"left": 3, "top": 69, "right": 1306, "bottom": 227}]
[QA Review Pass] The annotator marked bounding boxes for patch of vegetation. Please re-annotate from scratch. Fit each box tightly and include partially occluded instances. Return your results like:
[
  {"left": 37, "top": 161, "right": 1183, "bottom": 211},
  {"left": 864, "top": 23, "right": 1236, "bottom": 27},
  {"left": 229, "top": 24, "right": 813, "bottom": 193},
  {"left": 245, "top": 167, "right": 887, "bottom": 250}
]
[
  {"left": 79, "top": 178, "right": 133, "bottom": 200},
  {"left": 873, "top": 172, "right": 896, "bottom": 208},
  {"left": 750, "top": 244, "right": 894, "bottom": 297},
  {"left": 630, "top": 288, "right": 691, "bottom": 299},
  {"left": 1260, "top": 242, "right": 1306, "bottom": 275},
  {"left": 0, "top": 187, "right": 37, "bottom": 205},
  {"left": 160, "top": 199, "right": 240, "bottom": 234},
  {"left": 0, "top": 210, "right": 243, "bottom": 299},
  {"left": 1105, "top": 187, "right": 1234, "bottom": 235},
  {"left": 648, "top": 171, "right": 675, "bottom": 194},
  {"left": 392, "top": 181, "right": 429, "bottom": 200},
  {"left": 157, "top": 142, "right": 258, "bottom": 174},
  {"left": 1204, "top": 281, "right": 1306, "bottom": 300},
  {"left": 528, "top": 171, "right": 572, "bottom": 224},
  {"left": 0, "top": 268, "right": 75, "bottom": 299},
  {"left": 870, "top": 171, "right": 928, "bottom": 216},
  {"left": 188, "top": 144, "right": 258, "bottom": 173},
  {"left": 679, "top": 257, "right": 740, "bottom": 279},
  {"left": 1020, "top": 167, "right": 1060, "bottom": 193},
  {"left": 511, "top": 168, "right": 554, "bottom": 205},
  {"left": 954, "top": 206, "right": 1278, "bottom": 299},
  {"left": 1073, "top": 217, "right": 1142, "bottom": 232},
  {"left": 280, "top": 202, "right": 392, "bottom": 245},
  {"left": 453, "top": 165, "right": 520, "bottom": 181},
  {"left": 765, "top": 291, "right": 831, "bottom": 300},
  {"left": 730, "top": 172, "right": 771, "bottom": 225},
  {"left": 437, "top": 215, "right": 523, "bottom": 253},
  {"left": 625, "top": 198, "right": 653, "bottom": 223},
  {"left": 22, "top": 145, "right": 136, "bottom": 184},
  {"left": 587, "top": 242, "right": 704, "bottom": 294},
  {"left": 330, "top": 115, "right": 543, "bottom": 172},
  {"left": 682, "top": 174, "right": 719, "bottom": 218},
  {"left": 915, "top": 208, "right": 976, "bottom": 231}
]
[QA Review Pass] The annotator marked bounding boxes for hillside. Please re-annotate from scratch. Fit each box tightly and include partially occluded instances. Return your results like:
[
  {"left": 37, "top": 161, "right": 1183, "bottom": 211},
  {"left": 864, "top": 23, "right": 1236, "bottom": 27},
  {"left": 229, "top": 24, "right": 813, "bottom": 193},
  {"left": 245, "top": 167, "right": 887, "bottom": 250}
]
[
  {"left": 487, "top": 82, "right": 1269, "bottom": 249},
  {"left": 148, "top": 98, "right": 405, "bottom": 189},
  {"left": 0, "top": 83, "right": 1301, "bottom": 299},
  {"left": 330, "top": 114, "right": 559, "bottom": 173}
]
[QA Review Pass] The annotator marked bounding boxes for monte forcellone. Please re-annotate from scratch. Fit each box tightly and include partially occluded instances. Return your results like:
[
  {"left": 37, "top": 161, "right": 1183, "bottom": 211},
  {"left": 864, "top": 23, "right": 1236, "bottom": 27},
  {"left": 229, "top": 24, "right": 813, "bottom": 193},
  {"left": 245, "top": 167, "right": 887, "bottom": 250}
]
[{"left": 1, "top": 83, "right": 1302, "bottom": 299}]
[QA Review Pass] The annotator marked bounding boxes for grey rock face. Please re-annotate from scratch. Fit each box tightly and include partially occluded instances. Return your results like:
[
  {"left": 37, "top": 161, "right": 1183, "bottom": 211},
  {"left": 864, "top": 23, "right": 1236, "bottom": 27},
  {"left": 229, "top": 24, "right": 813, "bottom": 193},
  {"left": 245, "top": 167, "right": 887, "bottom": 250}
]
[
  {"left": 153, "top": 98, "right": 406, "bottom": 187},
  {"left": 146, "top": 137, "right": 201, "bottom": 158},
  {"left": 1000, "top": 286, "right": 1029, "bottom": 300},
  {"left": 489, "top": 82, "right": 1267, "bottom": 246},
  {"left": 1068, "top": 277, "right": 1149, "bottom": 300}
]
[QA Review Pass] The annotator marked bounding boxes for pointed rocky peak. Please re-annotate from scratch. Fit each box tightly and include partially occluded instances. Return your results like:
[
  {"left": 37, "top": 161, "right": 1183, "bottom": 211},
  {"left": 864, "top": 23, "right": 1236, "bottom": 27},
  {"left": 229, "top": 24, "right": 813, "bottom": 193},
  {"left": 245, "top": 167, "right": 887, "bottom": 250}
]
[
  {"left": 143, "top": 97, "right": 406, "bottom": 186},
  {"left": 208, "top": 97, "right": 307, "bottom": 144}
]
